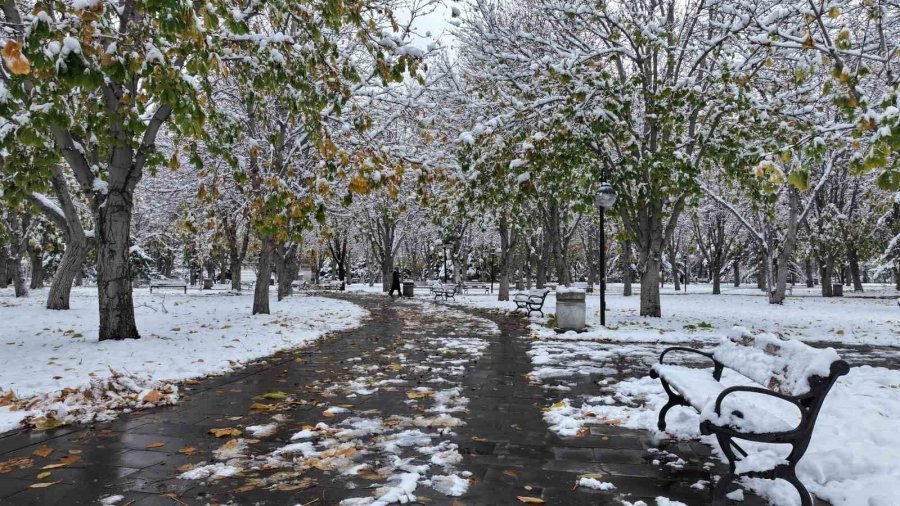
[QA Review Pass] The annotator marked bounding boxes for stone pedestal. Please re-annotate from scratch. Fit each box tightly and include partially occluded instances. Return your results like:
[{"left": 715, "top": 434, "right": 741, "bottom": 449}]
[{"left": 556, "top": 288, "right": 586, "bottom": 332}]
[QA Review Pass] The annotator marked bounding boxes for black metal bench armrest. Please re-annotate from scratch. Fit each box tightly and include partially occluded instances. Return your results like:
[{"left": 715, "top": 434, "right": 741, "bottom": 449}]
[{"left": 527, "top": 295, "right": 546, "bottom": 303}]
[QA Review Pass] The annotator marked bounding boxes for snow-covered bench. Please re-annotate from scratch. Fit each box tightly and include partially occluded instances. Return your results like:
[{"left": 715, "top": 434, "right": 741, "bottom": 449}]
[
  {"left": 513, "top": 288, "right": 550, "bottom": 317},
  {"left": 431, "top": 283, "right": 458, "bottom": 301},
  {"left": 649, "top": 329, "right": 849, "bottom": 506},
  {"left": 150, "top": 281, "right": 187, "bottom": 294}
]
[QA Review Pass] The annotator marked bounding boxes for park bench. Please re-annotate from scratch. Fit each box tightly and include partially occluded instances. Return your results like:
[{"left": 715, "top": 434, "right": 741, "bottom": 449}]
[
  {"left": 513, "top": 288, "right": 550, "bottom": 317},
  {"left": 460, "top": 282, "right": 490, "bottom": 294},
  {"left": 149, "top": 281, "right": 187, "bottom": 294},
  {"left": 649, "top": 328, "right": 849, "bottom": 506},
  {"left": 431, "top": 283, "right": 458, "bottom": 301},
  {"left": 317, "top": 281, "right": 343, "bottom": 291}
]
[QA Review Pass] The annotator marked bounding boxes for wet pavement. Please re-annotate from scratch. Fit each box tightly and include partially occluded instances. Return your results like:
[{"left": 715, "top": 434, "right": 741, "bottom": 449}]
[{"left": 0, "top": 294, "right": 856, "bottom": 505}]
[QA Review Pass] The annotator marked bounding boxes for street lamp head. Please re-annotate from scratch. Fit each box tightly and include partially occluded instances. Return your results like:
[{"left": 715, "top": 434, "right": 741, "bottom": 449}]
[{"left": 595, "top": 182, "right": 617, "bottom": 209}]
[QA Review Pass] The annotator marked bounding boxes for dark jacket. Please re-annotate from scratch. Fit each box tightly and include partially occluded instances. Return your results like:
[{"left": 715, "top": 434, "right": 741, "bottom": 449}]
[{"left": 391, "top": 271, "right": 401, "bottom": 289}]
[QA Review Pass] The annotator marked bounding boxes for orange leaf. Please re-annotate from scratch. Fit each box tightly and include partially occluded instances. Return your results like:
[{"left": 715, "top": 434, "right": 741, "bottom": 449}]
[
  {"left": 2, "top": 40, "right": 30, "bottom": 75},
  {"left": 178, "top": 446, "right": 198, "bottom": 455},
  {"left": 208, "top": 428, "right": 241, "bottom": 438},
  {"left": 32, "top": 446, "right": 53, "bottom": 458},
  {"left": 146, "top": 442, "right": 166, "bottom": 449},
  {"left": 142, "top": 390, "right": 163, "bottom": 403}
]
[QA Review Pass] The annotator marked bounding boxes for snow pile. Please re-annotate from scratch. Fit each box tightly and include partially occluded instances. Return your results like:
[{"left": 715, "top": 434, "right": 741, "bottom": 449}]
[{"left": 13, "top": 369, "right": 178, "bottom": 430}]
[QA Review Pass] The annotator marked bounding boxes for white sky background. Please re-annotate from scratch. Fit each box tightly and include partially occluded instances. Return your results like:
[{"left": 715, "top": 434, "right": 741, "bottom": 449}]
[{"left": 399, "top": 0, "right": 458, "bottom": 51}]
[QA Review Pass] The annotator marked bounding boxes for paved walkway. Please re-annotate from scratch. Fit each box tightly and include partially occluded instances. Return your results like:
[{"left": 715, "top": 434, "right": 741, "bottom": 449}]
[{"left": 0, "top": 294, "right": 827, "bottom": 505}]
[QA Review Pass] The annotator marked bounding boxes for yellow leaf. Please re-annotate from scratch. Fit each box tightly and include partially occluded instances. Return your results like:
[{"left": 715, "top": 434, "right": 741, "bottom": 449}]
[
  {"left": 146, "top": 442, "right": 166, "bottom": 449},
  {"left": 178, "top": 446, "right": 198, "bottom": 455},
  {"left": 41, "top": 455, "right": 79, "bottom": 470},
  {"left": 208, "top": 428, "right": 242, "bottom": 438},
  {"left": 551, "top": 401, "right": 567, "bottom": 409},
  {"left": 517, "top": 496, "right": 545, "bottom": 504},
  {"left": 407, "top": 391, "right": 432, "bottom": 399},
  {"left": 36, "top": 471, "right": 51, "bottom": 479},
  {"left": 29, "top": 480, "right": 60, "bottom": 488}
]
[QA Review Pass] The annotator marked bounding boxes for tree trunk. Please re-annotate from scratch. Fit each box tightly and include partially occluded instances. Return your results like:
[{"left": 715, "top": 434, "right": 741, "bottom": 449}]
[
  {"left": 733, "top": 260, "right": 740, "bottom": 287},
  {"left": 640, "top": 255, "right": 661, "bottom": 317},
  {"left": 622, "top": 240, "right": 633, "bottom": 296},
  {"left": 7, "top": 211, "right": 28, "bottom": 298},
  {"left": 497, "top": 215, "right": 516, "bottom": 301},
  {"left": 47, "top": 240, "right": 87, "bottom": 310},
  {"left": 820, "top": 258, "right": 834, "bottom": 297},
  {"left": 253, "top": 238, "right": 275, "bottom": 314},
  {"left": 712, "top": 262, "right": 721, "bottom": 295},
  {"left": 277, "top": 243, "right": 299, "bottom": 301},
  {"left": 756, "top": 249, "right": 766, "bottom": 290},
  {"left": 230, "top": 255, "right": 243, "bottom": 291},
  {"left": 0, "top": 247, "right": 8, "bottom": 289},
  {"left": 381, "top": 255, "right": 394, "bottom": 293},
  {"left": 847, "top": 247, "right": 863, "bottom": 292},
  {"left": 95, "top": 191, "right": 139, "bottom": 340},
  {"left": 28, "top": 247, "right": 44, "bottom": 289},
  {"left": 805, "top": 257, "right": 814, "bottom": 287},
  {"left": 669, "top": 244, "right": 680, "bottom": 292},
  {"left": 895, "top": 263, "right": 900, "bottom": 290}
]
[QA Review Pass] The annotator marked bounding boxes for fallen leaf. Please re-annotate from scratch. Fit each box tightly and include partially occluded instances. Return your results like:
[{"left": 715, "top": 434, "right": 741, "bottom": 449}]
[
  {"left": 208, "top": 428, "right": 242, "bottom": 438},
  {"left": 0, "top": 457, "right": 33, "bottom": 473},
  {"left": 502, "top": 470, "right": 519, "bottom": 479},
  {"left": 41, "top": 454, "right": 79, "bottom": 470},
  {"left": 142, "top": 389, "right": 163, "bottom": 403},
  {"left": 576, "top": 427, "right": 590, "bottom": 437},
  {"left": 406, "top": 391, "right": 431, "bottom": 399},
  {"left": 551, "top": 401, "right": 567, "bottom": 409},
  {"left": 356, "top": 467, "right": 383, "bottom": 481},
  {"left": 33, "top": 446, "right": 53, "bottom": 458},
  {"left": 250, "top": 403, "right": 276, "bottom": 412},
  {"left": 178, "top": 446, "right": 198, "bottom": 455},
  {"left": 29, "top": 480, "right": 60, "bottom": 488},
  {"left": 0, "top": 391, "right": 16, "bottom": 407},
  {"left": 146, "top": 442, "right": 166, "bottom": 449},
  {"left": 517, "top": 496, "right": 545, "bottom": 504},
  {"left": 262, "top": 391, "right": 288, "bottom": 400}
]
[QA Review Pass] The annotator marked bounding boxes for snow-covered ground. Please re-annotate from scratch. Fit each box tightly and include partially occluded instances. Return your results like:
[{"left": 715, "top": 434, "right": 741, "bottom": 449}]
[
  {"left": 448, "top": 282, "right": 900, "bottom": 346},
  {"left": 0, "top": 287, "right": 367, "bottom": 433},
  {"left": 443, "top": 284, "right": 900, "bottom": 506}
]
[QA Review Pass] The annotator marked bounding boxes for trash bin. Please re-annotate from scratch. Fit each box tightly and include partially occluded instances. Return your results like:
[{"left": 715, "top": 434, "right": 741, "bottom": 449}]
[
  {"left": 203, "top": 278, "right": 213, "bottom": 289},
  {"left": 403, "top": 281, "right": 415, "bottom": 297},
  {"left": 556, "top": 287, "right": 586, "bottom": 332},
  {"left": 832, "top": 283, "right": 843, "bottom": 297}
]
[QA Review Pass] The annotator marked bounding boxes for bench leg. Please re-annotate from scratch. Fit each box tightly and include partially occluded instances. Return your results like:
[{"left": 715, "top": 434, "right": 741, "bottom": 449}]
[
  {"left": 656, "top": 379, "right": 687, "bottom": 431},
  {"left": 779, "top": 465, "right": 813, "bottom": 506}
]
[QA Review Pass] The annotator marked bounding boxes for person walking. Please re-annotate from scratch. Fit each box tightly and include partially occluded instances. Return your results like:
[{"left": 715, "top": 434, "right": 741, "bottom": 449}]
[{"left": 389, "top": 268, "right": 402, "bottom": 297}]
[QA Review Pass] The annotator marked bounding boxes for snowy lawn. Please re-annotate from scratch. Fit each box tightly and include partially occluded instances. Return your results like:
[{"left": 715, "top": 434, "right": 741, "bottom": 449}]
[
  {"left": 444, "top": 286, "right": 900, "bottom": 506},
  {"left": 449, "top": 282, "right": 900, "bottom": 346},
  {"left": 0, "top": 287, "right": 367, "bottom": 433}
]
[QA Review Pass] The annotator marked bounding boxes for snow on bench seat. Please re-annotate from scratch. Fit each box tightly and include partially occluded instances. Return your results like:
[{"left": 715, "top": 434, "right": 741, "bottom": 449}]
[
  {"left": 713, "top": 327, "right": 841, "bottom": 397},
  {"left": 651, "top": 364, "right": 798, "bottom": 434}
]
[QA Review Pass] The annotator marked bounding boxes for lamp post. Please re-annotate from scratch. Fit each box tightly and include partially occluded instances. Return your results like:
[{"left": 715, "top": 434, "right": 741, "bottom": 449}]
[
  {"left": 489, "top": 247, "right": 500, "bottom": 294},
  {"left": 595, "top": 182, "right": 618, "bottom": 327}
]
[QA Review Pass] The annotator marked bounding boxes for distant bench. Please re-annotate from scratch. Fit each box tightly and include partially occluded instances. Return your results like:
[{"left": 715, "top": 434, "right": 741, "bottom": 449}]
[
  {"left": 513, "top": 288, "right": 550, "bottom": 317},
  {"left": 150, "top": 282, "right": 187, "bottom": 294},
  {"left": 650, "top": 329, "right": 849, "bottom": 505},
  {"left": 459, "top": 282, "right": 490, "bottom": 294}
]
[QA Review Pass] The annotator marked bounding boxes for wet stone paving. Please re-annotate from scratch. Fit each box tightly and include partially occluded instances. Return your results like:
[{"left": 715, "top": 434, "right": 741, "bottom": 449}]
[{"left": 0, "top": 294, "right": 857, "bottom": 505}]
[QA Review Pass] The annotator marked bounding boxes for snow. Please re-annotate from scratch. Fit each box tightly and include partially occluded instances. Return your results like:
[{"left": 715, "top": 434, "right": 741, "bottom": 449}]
[
  {"left": 178, "top": 462, "right": 241, "bottom": 480},
  {"left": 0, "top": 287, "right": 367, "bottom": 433},
  {"left": 577, "top": 477, "right": 616, "bottom": 490},
  {"left": 449, "top": 283, "right": 900, "bottom": 346},
  {"left": 30, "top": 192, "right": 65, "bottom": 220},
  {"left": 428, "top": 473, "right": 470, "bottom": 496},
  {"left": 92, "top": 178, "right": 109, "bottom": 195}
]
